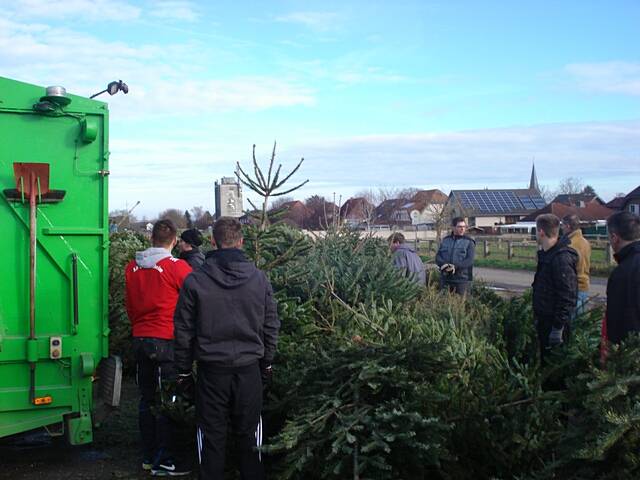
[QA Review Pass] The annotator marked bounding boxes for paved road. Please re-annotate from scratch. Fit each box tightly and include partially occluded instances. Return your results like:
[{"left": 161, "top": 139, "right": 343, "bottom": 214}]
[{"left": 472, "top": 266, "right": 607, "bottom": 298}]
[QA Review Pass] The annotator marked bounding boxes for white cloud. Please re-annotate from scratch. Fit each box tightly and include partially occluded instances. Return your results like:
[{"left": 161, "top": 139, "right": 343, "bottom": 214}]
[
  {"left": 565, "top": 61, "right": 640, "bottom": 96},
  {"left": 285, "top": 120, "right": 640, "bottom": 201},
  {"left": 108, "top": 120, "right": 640, "bottom": 217},
  {"left": 0, "top": 18, "right": 315, "bottom": 114},
  {"left": 274, "top": 11, "right": 340, "bottom": 31},
  {"left": 6, "top": 0, "right": 141, "bottom": 21},
  {"left": 149, "top": 1, "right": 200, "bottom": 22}
]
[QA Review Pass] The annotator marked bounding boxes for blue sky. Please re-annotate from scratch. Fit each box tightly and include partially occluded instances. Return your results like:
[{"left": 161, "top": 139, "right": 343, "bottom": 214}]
[{"left": 1, "top": 0, "right": 639, "bottom": 218}]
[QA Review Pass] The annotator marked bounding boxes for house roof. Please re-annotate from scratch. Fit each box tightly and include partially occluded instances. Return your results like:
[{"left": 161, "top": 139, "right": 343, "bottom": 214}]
[
  {"left": 606, "top": 185, "right": 640, "bottom": 210},
  {"left": 552, "top": 193, "right": 604, "bottom": 206},
  {"left": 340, "top": 197, "right": 375, "bottom": 220},
  {"left": 606, "top": 196, "right": 627, "bottom": 210},
  {"left": 410, "top": 189, "right": 448, "bottom": 211},
  {"left": 520, "top": 202, "right": 615, "bottom": 222},
  {"left": 373, "top": 198, "right": 411, "bottom": 225},
  {"left": 449, "top": 188, "right": 546, "bottom": 216}
]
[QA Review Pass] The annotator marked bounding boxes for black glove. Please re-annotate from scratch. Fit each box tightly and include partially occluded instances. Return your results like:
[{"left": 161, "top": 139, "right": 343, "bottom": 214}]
[
  {"left": 175, "top": 372, "right": 195, "bottom": 402},
  {"left": 260, "top": 362, "right": 273, "bottom": 392}
]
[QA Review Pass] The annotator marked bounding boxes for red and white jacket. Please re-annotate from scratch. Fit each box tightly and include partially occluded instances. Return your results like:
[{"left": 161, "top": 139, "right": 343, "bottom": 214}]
[{"left": 125, "top": 247, "right": 192, "bottom": 340}]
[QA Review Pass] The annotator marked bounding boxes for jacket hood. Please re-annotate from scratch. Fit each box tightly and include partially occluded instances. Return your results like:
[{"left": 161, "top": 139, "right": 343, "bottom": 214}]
[
  {"left": 135, "top": 247, "right": 173, "bottom": 268},
  {"left": 201, "top": 248, "right": 258, "bottom": 288}
]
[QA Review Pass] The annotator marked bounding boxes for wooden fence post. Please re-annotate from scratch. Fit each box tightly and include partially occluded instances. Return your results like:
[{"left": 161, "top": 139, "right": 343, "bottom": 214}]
[
  {"left": 507, "top": 241, "right": 513, "bottom": 260},
  {"left": 483, "top": 239, "right": 489, "bottom": 257},
  {"left": 428, "top": 240, "right": 434, "bottom": 255},
  {"left": 606, "top": 243, "right": 614, "bottom": 265}
]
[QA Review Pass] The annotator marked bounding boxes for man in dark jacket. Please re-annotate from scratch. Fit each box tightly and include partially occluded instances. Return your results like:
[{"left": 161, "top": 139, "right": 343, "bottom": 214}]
[
  {"left": 389, "top": 232, "right": 426, "bottom": 285},
  {"left": 173, "top": 217, "right": 280, "bottom": 480},
  {"left": 604, "top": 211, "right": 640, "bottom": 344},
  {"left": 178, "top": 228, "right": 205, "bottom": 269},
  {"left": 436, "top": 217, "right": 475, "bottom": 295},
  {"left": 532, "top": 214, "right": 578, "bottom": 359}
]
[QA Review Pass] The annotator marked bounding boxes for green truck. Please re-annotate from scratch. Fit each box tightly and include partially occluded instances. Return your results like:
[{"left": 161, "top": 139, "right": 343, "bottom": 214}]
[{"left": 0, "top": 77, "right": 120, "bottom": 444}]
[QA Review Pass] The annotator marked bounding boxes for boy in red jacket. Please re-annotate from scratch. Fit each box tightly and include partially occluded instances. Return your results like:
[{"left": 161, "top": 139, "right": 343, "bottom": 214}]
[{"left": 125, "top": 219, "right": 192, "bottom": 476}]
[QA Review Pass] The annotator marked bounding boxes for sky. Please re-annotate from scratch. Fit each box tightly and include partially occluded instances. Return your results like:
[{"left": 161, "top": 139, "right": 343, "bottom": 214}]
[{"left": 1, "top": 0, "right": 639, "bottom": 218}]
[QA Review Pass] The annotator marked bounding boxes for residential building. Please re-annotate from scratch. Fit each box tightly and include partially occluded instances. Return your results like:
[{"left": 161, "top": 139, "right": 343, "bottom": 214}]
[
  {"left": 446, "top": 166, "right": 545, "bottom": 232},
  {"left": 606, "top": 186, "right": 640, "bottom": 215},
  {"left": 340, "top": 197, "right": 375, "bottom": 228},
  {"left": 551, "top": 193, "right": 606, "bottom": 207}
]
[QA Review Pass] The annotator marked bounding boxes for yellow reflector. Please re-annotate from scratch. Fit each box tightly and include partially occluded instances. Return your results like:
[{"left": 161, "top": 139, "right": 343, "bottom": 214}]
[{"left": 33, "top": 396, "right": 52, "bottom": 405}]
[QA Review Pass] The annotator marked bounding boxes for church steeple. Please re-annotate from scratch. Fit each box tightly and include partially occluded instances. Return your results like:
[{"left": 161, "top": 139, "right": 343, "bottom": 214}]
[{"left": 529, "top": 163, "right": 540, "bottom": 192}]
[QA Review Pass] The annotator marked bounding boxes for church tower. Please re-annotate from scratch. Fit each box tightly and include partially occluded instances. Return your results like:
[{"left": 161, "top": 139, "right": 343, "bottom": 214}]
[{"left": 529, "top": 163, "right": 540, "bottom": 192}]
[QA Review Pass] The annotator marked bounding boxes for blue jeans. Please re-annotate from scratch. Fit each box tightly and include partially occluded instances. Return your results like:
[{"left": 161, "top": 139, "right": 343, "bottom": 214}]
[{"left": 572, "top": 291, "right": 589, "bottom": 323}]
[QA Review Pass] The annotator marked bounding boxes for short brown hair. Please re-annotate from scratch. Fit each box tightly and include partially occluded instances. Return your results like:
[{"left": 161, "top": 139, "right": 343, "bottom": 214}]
[
  {"left": 388, "top": 232, "right": 405, "bottom": 244},
  {"left": 608, "top": 211, "right": 640, "bottom": 241},
  {"left": 152, "top": 219, "right": 177, "bottom": 247},
  {"left": 452, "top": 217, "right": 465, "bottom": 227},
  {"left": 536, "top": 214, "right": 560, "bottom": 238},
  {"left": 213, "top": 217, "right": 243, "bottom": 248},
  {"left": 562, "top": 214, "right": 581, "bottom": 231}
]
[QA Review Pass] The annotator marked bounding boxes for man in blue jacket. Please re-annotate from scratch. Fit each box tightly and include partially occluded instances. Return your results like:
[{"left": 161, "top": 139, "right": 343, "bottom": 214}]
[{"left": 436, "top": 217, "right": 476, "bottom": 295}]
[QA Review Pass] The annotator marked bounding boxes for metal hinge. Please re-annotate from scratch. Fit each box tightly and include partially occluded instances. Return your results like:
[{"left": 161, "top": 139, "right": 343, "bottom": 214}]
[{"left": 98, "top": 170, "right": 110, "bottom": 176}]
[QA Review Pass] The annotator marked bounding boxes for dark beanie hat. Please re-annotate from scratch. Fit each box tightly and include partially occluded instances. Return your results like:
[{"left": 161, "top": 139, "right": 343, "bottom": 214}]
[{"left": 180, "top": 228, "right": 203, "bottom": 247}]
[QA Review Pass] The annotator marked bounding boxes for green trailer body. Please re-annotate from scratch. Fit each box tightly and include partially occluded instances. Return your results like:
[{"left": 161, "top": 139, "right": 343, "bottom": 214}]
[{"left": 0, "top": 77, "right": 111, "bottom": 444}]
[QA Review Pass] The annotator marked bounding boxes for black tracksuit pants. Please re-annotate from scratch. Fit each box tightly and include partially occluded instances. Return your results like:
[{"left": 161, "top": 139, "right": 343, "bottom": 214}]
[
  {"left": 196, "top": 362, "right": 264, "bottom": 480},
  {"left": 133, "top": 337, "right": 176, "bottom": 463}
]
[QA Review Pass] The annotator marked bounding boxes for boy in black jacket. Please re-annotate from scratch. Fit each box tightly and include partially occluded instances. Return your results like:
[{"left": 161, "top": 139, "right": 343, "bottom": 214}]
[
  {"left": 532, "top": 214, "right": 578, "bottom": 360},
  {"left": 174, "top": 217, "right": 280, "bottom": 480},
  {"left": 605, "top": 211, "right": 640, "bottom": 344}
]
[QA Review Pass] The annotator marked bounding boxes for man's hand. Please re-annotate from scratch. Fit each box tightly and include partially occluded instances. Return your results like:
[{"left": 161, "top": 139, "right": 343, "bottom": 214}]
[
  {"left": 440, "top": 264, "right": 455, "bottom": 274},
  {"left": 176, "top": 372, "right": 195, "bottom": 402},
  {"left": 548, "top": 327, "right": 564, "bottom": 347},
  {"left": 260, "top": 363, "right": 273, "bottom": 392}
]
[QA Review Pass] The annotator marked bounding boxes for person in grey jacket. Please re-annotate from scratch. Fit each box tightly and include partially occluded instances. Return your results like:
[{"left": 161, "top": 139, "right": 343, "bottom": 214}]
[
  {"left": 389, "top": 232, "right": 426, "bottom": 285},
  {"left": 173, "top": 217, "right": 280, "bottom": 480},
  {"left": 436, "top": 217, "right": 476, "bottom": 295}
]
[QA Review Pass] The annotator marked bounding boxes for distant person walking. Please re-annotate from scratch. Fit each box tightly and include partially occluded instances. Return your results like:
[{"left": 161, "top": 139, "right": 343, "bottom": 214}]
[
  {"left": 436, "top": 217, "right": 475, "bottom": 295},
  {"left": 178, "top": 228, "right": 205, "bottom": 269},
  {"left": 389, "top": 232, "right": 426, "bottom": 285},
  {"left": 602, "top": 211, "right": 640, "bottom": 346},
  {"left": 561, "top": 214, "right": 591, "bottom": 318},
  {"left": 532, "top": 214, "right": 578, "bottom": 360}
]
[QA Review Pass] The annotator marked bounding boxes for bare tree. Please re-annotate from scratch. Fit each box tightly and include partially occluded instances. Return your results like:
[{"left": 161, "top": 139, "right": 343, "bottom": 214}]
[
  {"left": 353, "top": 189, "right": 379, "bottom": 231},
  {"left": 236, "top": 142, "right": 308, "bottom": 231},
  {"left": 538, "top": 185, "right": 555, "bottom": 203},
  {"left": 109, "top": 209, "right": 138, "bottom": 229},
  {"left": 190, "top": 206, "right": 206, "bottom": 223},
  {"left": 270, "top": 196, "right": 294, "bottom": 210},
  {"left": 157, "top": 208, "right": 187, "bottom": 229},
  {"left": 557, "top": 177, "right": 585, "bottom": 195},
  {"left": 423, "top": 201, "right": 454, "bottom": 243}
]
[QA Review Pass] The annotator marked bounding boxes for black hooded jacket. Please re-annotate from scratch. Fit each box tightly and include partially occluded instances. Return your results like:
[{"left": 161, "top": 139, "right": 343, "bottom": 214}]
[
  {"left": 179, "top": 247, "right": 205, "bottom": 269},
  {"left": 173, "top": 248, "right": 280, "bottom": 373},
  {"left": 532, "top": 241, "right": 578, "bottom": 329},
  {"left": 606, "top": 241, "right": 640, "bottom": 344}
]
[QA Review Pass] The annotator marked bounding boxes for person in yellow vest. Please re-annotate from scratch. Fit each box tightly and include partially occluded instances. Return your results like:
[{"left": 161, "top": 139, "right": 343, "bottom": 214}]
[{"left": 561, "top": 214, "right": 591, "bottom": 319}]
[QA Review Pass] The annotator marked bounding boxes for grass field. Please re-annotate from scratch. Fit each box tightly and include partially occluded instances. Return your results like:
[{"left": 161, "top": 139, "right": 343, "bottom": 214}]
[{"left": 419, "top": 240, "right": 614, "bottom": 277}]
